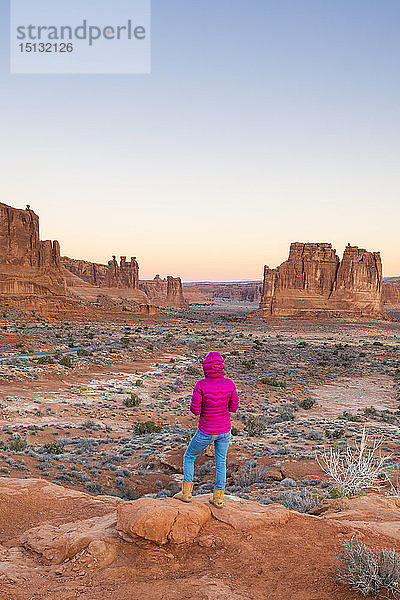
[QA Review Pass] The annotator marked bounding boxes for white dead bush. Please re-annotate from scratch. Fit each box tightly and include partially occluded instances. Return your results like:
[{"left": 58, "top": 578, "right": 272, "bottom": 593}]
[{"left": 317, "top": 427, "right": 390, "bottom": 497}]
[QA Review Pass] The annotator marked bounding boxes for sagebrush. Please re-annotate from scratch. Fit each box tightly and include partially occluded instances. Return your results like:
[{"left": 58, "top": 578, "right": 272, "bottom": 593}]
[{"left": 337, "top": 536, "right": 400, "bottom": 598}]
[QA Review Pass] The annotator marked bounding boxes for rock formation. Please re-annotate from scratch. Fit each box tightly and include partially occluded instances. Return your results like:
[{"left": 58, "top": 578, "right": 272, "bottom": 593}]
[
  {"left": 0, "top": 202, "right": 67, "bottom": 309},
  {"left": 251, "top": 242, "right": 384, "bottom": 319},
  {"left": 64, "top": 257, "right": 192, "bottom": 309},
  {"left": 63, "top": 255, "right": 154, "bottom": 313},
  {"left": 104, "top": 256, "right": 139, "bottom": 289},
  {"left": 383, "top": 282, "right": 400, "bottom": 306},
  {"left": 2, "top": 477, "right": 400, "bottom": 600},
  {"left": 188, "top": 282, "right": 262, "bottom": 303},
  {"left": 139, "top": 274, "right": 166, "bottom": 300},
  {"left": 62, "top": 255, "right": 140, "bottom": 290},
  {"left": 140, "top": 275, "right": 199, "bottom": 307},
  {"left": 61, "top": 256, "right": 107, "bottom": 286},
  {"left": 166, "top": 276, "right": 187, "bottom": 308}
]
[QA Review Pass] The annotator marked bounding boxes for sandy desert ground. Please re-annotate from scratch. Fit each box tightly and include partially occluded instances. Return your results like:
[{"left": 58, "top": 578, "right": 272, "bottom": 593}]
[{"left": 1, "top": 301, "right": 400, "bottom": 599}]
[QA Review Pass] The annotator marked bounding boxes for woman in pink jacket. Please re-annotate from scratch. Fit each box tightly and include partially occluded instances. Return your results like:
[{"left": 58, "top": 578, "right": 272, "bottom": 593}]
[{"left": 175, "top": 351, "right": 239, "bottom": 508}]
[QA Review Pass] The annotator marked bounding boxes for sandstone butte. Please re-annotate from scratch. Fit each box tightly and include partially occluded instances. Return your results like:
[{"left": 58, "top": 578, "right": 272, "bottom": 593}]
[
  {"left": 0, "top": 201, "right": 194, "bottom": 312},
  {"left": 383, "top": 282, "right": 400, "bottom": 306},
  {"left": 2, "top": 477, "right": 400, "bottom": 600},
  {"left": 0, "top": 202, "right": 391, "bottom": 317},
  {"left": 0, "top": 202, "right": 69, "bottom": 311},
  {"left": 62, "top": 258, "right": 204, "bottom": 308},
  {"left": 249, "top": 242, "right": 384, "bottom": 320},
  {"left": 166, "top": 276, "right": 188, "bottom": 308}
]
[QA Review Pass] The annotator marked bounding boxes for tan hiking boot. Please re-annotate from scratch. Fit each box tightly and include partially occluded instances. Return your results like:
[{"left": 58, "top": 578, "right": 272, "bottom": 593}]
[
  {"left": 174, "top": 481, "right": 194, "bottom": 503},
  {"left": 209, "top": 488, "right": 225, "bottom": 508}
]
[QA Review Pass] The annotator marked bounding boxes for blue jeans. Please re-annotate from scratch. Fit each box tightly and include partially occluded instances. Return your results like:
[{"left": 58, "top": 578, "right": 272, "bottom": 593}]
[{"left": 183, "top": 429, "right": 231, "bottom": 490}]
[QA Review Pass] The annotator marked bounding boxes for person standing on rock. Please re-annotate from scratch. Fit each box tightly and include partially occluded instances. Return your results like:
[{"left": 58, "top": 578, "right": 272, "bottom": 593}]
[{"left": 174, "top": 351, "right": 239, "bottom": 508}]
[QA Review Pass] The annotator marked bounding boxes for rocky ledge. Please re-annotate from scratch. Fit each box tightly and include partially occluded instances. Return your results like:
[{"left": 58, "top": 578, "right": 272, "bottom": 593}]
[{"left": 1, "top": 478, "right": 400, "bottom": 599}]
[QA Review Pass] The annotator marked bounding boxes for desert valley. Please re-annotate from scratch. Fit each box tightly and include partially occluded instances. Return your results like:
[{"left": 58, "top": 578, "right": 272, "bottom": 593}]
[{"left": 0, "top": 201, "right": 400, "bottom": 600}]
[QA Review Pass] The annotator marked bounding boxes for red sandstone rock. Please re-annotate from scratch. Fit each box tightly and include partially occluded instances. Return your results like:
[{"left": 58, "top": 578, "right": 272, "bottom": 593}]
[
  {"left": 140, "top": 275, "right": 192, "bottom": 308},
  {"left": 139, "top": 274, "right": 166, "bottom": 298},
  {"left": 105, "top": 256, "right": 139, "bottom": 289},
  {"left": 311, "top": 494, "right": 400, "bottom": 543},
  {"left": 383, "top": 282, "right": 400, "bottom": 305},
  {"left": 166, "top": 276, "right": 187, "bottom": 308},
  {"left": 0, "top": 478, "right": 120, "bottom": 543},
  {"left": 280, "top": 459, "right": 326, "bottom": 481},
  {"left": 116, "top": 495, "right": 294, "bottom": 545},
  {"left": 0, "top": 202, "right": 68, "bottom": 310},
  {"left": 138, "top": 303, "right": 158, "bottom": 316},
  {"left": 21, "top": 513, "right": 117, "bottom": 565},
  {"left": 329, "top": 244, "right": 383, "bottom": 316},
  {"left": 196, "top": 494, "right": 293, "bottom": 531},
  {"left": 64, "top": 259, "right": 192, "bottom": 309},
  {"left": 251, "top": 242, "right": 384, "bottom": 319},
  {"left": 3, "top": 477, "right": 400, "bottom": 599},
  {"left": 63, "top": 255, "right": 140, "bottom": 290},
  {"left": 117, "top": 497, "right": 211, "bottom": 544},
  {"left": 61, "top": 256, "right": 108, "bottom": 286}
]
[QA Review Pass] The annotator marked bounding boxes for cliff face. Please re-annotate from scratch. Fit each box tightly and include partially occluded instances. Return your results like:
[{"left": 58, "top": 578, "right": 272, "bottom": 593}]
[
  {"left": 0, "top": 202, "right": 67, "bottom": 304},
  {"left": 61, "top": 257, "right": 108, "bottom": 286},
  {"left": 166, "top": 276, "right": 187, "bottom": 308},
  {"left": 252, "top": 242, "right": 384, "bottom": 319},
  {"left": 329, "top": 245, "right": 383, "bottom": 315},
  {"left": 383, "top": 282, "right": 400, "bottom": 305},
  {"left": 62, "top": 256, "right": 139, "bottom": 289}
]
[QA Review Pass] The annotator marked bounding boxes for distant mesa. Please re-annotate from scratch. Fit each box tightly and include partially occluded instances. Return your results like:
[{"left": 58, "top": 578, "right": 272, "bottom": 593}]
[
  {"left": 186, "top": 281, "right": 262, "bottom": 303},
  {"left": 63, "top": 258, "right": 199, "bottom": 309},
  {"left": 249, "top": 242, "right": 385, "bottom": 320},
  {"left": 0, "top": 202, "right": 394, "bottom": 319},
  {"left": 166, "top": 276, "right": 187, "bottom": 308},
  {"left": 383, "top": 282, "right": 400, "bottom": 307}
]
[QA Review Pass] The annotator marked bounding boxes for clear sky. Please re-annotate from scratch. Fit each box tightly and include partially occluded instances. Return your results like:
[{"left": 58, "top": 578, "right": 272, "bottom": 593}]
[{"left": 0, "top": 0, "right": 399, "bottom": 280}]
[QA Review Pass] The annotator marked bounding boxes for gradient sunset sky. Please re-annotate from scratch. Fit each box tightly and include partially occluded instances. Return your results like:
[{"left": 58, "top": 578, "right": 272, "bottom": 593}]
[{"left": 0, "top": 1, "right": 399, "bottom": 280}]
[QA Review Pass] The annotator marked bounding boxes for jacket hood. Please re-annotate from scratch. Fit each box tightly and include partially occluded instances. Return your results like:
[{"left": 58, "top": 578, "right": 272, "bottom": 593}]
[{"left": 202, "top": 351, "right": 224, "bottom": 378}]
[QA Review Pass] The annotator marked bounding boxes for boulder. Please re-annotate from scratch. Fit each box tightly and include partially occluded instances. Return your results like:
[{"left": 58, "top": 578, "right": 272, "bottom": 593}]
[
  {"left": 280, "top": 459, "right": 325, "bottom": 482},
  {"left": 117, "top": 497, "right": 211, "bottom": 545},
  {"left": 117, "top": 495, "right": 293, "bottom": 545}
]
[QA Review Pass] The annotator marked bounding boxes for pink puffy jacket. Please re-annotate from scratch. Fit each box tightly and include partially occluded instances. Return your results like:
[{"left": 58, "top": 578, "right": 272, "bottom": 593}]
[{"left": 190, "top": 352, "right": 239, "bottom": 434}]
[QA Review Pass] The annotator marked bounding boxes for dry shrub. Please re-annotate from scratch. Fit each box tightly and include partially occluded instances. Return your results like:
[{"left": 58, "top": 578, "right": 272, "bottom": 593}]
[{"left": 337, "top": 536, "right": 400, "bottom": 598}]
